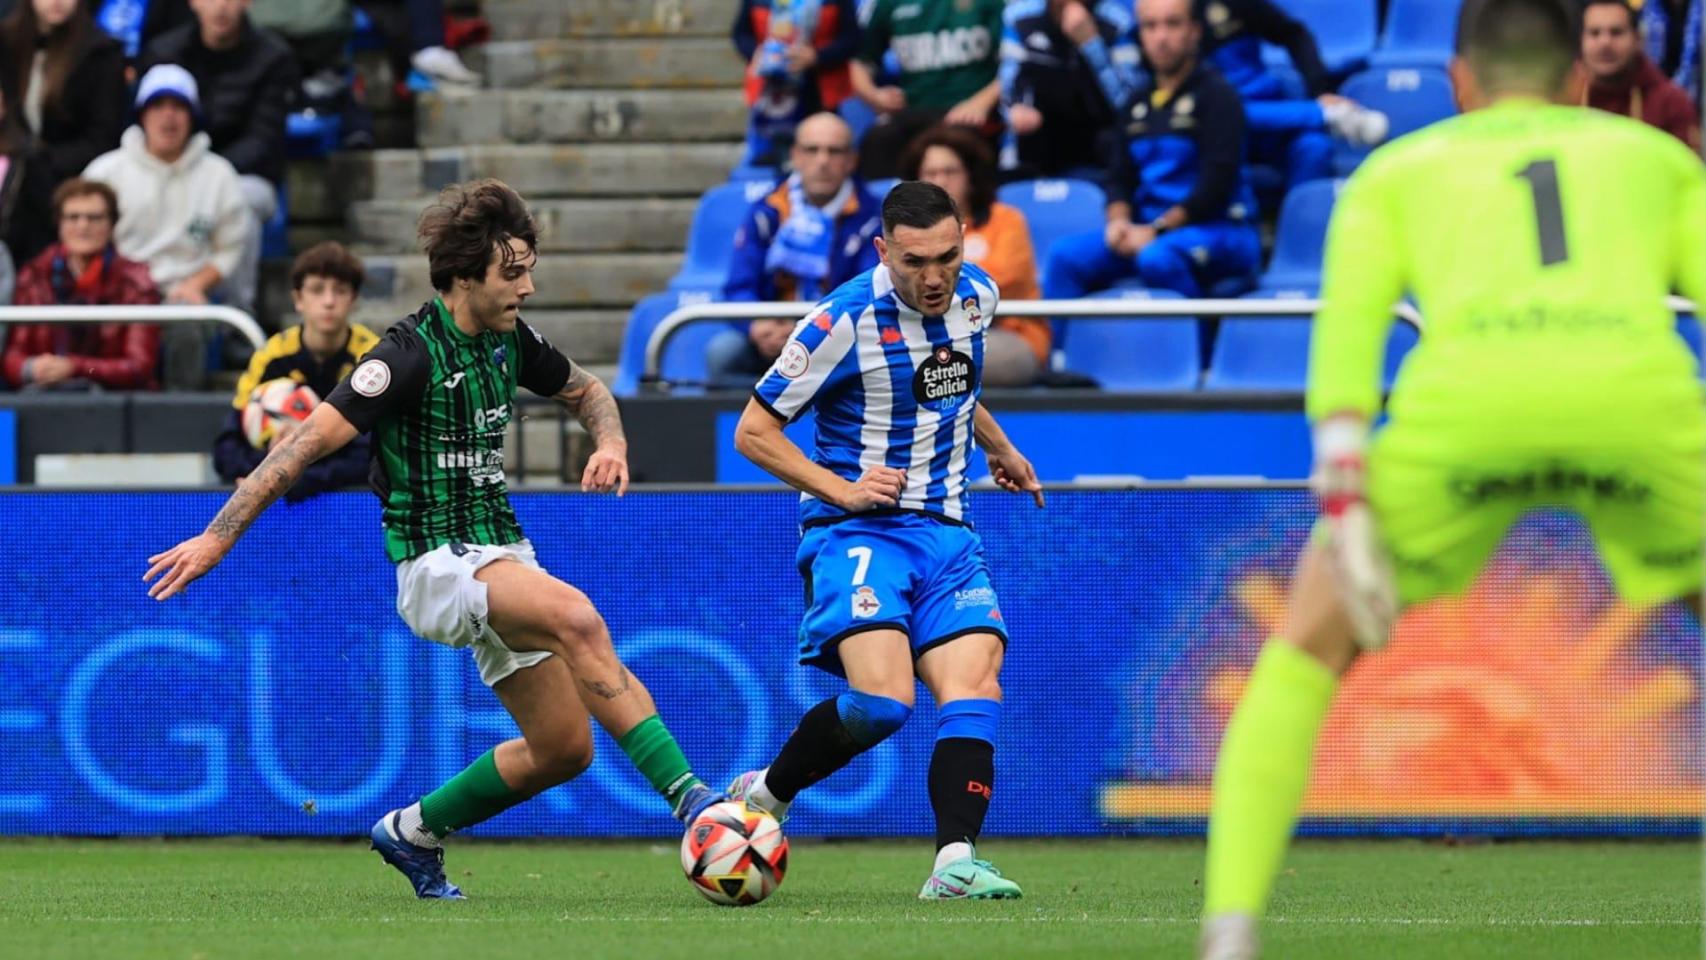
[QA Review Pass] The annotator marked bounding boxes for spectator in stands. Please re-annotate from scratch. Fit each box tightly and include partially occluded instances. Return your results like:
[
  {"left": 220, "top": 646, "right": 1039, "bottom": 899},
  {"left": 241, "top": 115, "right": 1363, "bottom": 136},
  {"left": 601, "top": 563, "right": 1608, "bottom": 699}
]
[
  {"left": 902, "top": 125, "right": 1047, "bottom": 386},
  {"left": 141, "top": 0, "right": 296, "bottom": 311},
  {"left": 1042, "top": 0, "right": 1259, "bottom": 301},
  {"left": 708, "top": 111, "right": 881, "bottom": 388},
  {"left": 733, "top": 0, "right": 861, "bottom": 167},
  {"left": 1197, "top": 0, "right": 1387, "bottom": 191},
  {"left": 213, "top": 241, "right": 376, "bottom": 496},
  {"left": 2, "top": 178, "right": 163, "bottom": 391},
  {"left": 1577, "top": 0, "right": 1702, "bottom": 149},
  {"left": 0, "top": 0, "right": 128, "bottom": 262},
  {"left": 84, "top": 65, "right": 252, "bottom": 309},
  {"left": 998, "top": 0, "right": 1143, "bottom": 178},
  {"left": 853, "top": 0, "right": 1005, "bottom": 179},
  {"left": 356, "top": 0, "right": 481, "bottom": 90}
]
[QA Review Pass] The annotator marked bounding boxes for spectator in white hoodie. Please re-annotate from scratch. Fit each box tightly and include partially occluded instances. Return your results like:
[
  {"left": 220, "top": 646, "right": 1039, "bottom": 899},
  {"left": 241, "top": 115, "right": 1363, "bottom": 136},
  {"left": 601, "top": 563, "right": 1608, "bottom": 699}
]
[{"left": 82, "top": 64, "right": 252, "bottom": 310}]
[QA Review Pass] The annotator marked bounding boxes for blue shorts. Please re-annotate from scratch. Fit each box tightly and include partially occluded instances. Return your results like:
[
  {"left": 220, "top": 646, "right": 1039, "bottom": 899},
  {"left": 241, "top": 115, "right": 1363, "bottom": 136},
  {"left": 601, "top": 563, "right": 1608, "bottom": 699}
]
[{"left": 795, "top": 512, "right": 1008, "bottom": 677}]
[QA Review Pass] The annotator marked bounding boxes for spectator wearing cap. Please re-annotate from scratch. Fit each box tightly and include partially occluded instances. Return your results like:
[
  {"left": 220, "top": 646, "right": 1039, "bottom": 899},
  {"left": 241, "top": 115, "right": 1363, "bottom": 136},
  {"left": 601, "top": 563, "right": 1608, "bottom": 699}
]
[
  {"left": 0, "top": 0, "right": 128, "bottom": 262},
  {"left": 82, "top": 64, "right": 252, "bottom": 310},
  {"left": 1576, "top": 0, "right": 1702, "bottom": 149},
  {"left": 140, "top": 0, "right": 296, "bottom": 294},
  {"left": 2, "top": 177, "right": 163, "bottom": 391}
]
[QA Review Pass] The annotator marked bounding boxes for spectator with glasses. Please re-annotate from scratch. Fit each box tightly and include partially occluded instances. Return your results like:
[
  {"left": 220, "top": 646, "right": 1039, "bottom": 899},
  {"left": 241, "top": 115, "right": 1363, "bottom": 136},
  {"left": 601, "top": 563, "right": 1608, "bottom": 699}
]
[
  {"left": 2, "top": 177, "right": 162, "bottom": 390},
  {"left": 710, "top": 111, "right": 882, "bottom": 387}
]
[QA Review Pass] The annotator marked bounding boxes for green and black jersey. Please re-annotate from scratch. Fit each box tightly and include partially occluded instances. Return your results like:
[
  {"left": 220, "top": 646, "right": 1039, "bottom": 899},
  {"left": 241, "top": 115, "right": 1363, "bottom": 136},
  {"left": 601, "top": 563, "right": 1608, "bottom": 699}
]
[
  {"left": 858, "top": 0, "right": 1003, "bottom": 110},
  {"left": 324, "top": 298, "right": 573, "bottom": 562}
]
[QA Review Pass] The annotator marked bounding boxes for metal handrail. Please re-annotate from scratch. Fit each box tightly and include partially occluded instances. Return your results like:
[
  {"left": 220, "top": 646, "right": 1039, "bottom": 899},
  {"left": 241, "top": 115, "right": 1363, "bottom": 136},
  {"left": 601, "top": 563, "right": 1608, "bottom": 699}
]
[
  {"left": 643, "top": 295, "right": 1702, "bottom": 381},
  {"left": 0, "top": 305, "right": 267, "bottom": 351}
]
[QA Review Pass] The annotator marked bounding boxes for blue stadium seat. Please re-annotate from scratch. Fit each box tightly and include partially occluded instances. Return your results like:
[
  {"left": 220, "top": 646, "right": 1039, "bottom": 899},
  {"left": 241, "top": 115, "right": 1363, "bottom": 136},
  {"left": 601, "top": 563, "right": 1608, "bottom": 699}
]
[
  {"left": 996, "top": 178, "right": 1106, "bottom": 289},
  {"left": 260, "top": 184, "right": 290, "bottom": 260},
  {"left": 1203, "top": 290, "right": 1314, "bottom": 391},
  {"left": 668, "top": 180, "right": 776, "bottom": 292},
  {"left": 1261, "top": 178, "right": 1340, "bottom": 289},
  {"left": 1384, "top": 319, "right": 1420, "bottom": 388},
  {"left": 840, "top": 97, "right": 878, "bottom": 147},
  {"left": 1677, "top": 314, "right": 1703, "bottom": 374},
  {"left": 614, "top": 290, "right": 726, "bottom": 396},
  {"left": 864, "top": 177, "right": 901, "bottom": 198},
  {"left": 728, "top": 163, "right": 779, "bottom": 184},
  {"left": 1370, "top": 0, "right": 1463, "bottom": 69},
  {"left": 1267, "top": 0, "right": 1378, "bottom": 74},
  {"left": 1060, "top": 289, "right": 1201, "bottom": 391},
  {"left": 1334, "top": 67, "right": 1456, "bottom": 173},
  {"left": 285, "top": 110, "right": 342, "bottom": 159}
]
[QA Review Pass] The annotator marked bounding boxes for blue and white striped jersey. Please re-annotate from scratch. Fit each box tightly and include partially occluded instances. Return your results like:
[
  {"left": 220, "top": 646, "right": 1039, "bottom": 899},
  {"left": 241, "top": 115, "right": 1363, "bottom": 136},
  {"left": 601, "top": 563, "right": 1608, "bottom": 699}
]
[{"left": 753, "top": 261, "right": 1000, "bottom": 528}]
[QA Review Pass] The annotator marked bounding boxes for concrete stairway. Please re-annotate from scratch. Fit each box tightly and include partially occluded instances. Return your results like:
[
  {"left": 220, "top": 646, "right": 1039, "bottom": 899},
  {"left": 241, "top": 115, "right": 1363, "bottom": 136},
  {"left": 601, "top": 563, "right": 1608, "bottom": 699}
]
[{"left": 281, "top": 0, "right": 746, "bottom": 379}]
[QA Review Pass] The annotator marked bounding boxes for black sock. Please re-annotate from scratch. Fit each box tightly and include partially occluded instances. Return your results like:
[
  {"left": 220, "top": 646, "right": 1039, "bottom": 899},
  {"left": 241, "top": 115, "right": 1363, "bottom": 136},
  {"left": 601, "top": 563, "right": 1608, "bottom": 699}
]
[
  {"left": 929, "top": 737, "right": 994, "bottom": 851},
  {"left": 764, "top": 696, "right": 869, "bottom": 802}
]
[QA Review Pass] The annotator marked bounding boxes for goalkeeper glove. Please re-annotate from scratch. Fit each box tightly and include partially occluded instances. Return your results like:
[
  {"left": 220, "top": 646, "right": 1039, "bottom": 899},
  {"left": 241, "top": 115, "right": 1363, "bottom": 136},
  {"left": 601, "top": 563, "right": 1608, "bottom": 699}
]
[{"left": 1311, "top": 416, "right": 1397, "bottom": 651}]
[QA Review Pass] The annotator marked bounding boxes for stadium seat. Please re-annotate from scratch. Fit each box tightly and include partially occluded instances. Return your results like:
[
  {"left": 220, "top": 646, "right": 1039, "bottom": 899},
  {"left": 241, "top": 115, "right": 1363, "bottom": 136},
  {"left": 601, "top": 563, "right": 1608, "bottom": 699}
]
[
  {"left": 1267, "top": 0, "right": 1378, "bottom": 74},
  {"left": 1677, "top": 314, "right": 1703, "bottom": 374},
  {"left": 285, "top": 110, "right": 342, "bottom": 159},
  {"left": 1261, "top": 178, "right": 1341, "bottom": 289},
  {"left": 996, "top": 178, "right": 1106, "bottom": 289},
  {"left": 840, "top": 97, "right": 878, "bottom": 147},
  {"left": 1370, "top": 0, "right": 1464, "bottom": 69},
  {"left": 614, "top": 290, "right": 725, "bottom": 397},
  {"left": 1060, "top": 288, "right": 1201, "bottom": 391},
  {"left": 1334, "top": 67, "right": 1456, "bottom": 174},
  {"left": 864, "top": 177, "right": 901, "bottom": 198},
  {"left": 260, "top": 184, "right": 290, "bottom": 260},
  {"left": 1202, "top": 290, "right": 1315, "bottom": 391},
  {"left": 668, "top": 180, "right": 776, "bottom": 292},
  {"left": 728, "top": 163, "right": 779, "bottom": 184}
]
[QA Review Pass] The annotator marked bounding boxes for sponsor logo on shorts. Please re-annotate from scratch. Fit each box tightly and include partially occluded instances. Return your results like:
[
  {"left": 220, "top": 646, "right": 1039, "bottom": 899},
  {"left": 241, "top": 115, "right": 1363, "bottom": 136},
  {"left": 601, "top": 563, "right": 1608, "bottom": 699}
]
[
  {"left": 1449, "top": 462, "right": 1652, "bottom": 506},
  {"left": 778, "top": 341, "right": 811, "bottom": 380},
  {"left": 851, "top": 585, "right": 882, "bottom": 619},
  {"left": 351, "top": 359, "right": 391, "bottom": 397},
  {"left": 953, "top": 586, "right": 997, "bottom": 610}
]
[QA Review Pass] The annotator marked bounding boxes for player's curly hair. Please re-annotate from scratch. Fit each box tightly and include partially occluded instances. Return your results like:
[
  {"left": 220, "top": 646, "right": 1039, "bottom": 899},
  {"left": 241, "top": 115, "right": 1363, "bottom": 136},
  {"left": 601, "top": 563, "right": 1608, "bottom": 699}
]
[{"left": 417, "top": 179, "right": 539, "bottom": 292}]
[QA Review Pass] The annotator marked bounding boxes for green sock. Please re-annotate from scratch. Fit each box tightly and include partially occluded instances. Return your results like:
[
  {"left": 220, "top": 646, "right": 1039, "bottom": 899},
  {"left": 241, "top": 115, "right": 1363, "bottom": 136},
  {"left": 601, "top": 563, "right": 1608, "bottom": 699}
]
[
  {"left": 1203, "top": 640, "right": 1338, "bottom": 919},
  {"left": 418, "top": 748, "right": 526, "bottom": 837},
  {"left": 617, "top": 714, "right": 704, "bottom": 813}
]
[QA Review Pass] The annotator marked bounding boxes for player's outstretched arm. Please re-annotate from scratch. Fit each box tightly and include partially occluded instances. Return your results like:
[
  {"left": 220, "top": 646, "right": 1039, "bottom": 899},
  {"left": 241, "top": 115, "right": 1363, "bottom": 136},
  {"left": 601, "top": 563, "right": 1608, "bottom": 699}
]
[
  {"left": 554, "top": 362, "right": 629, "bottom": 495},
  {"left": 143, "top": 402, "right": 360, "bottom": 600},
  {"left": 733, "top": 397, "right": 905, "bottom": 511},
  {"left": 973, "top": 405, "right": 1044, "bottom": 507}
]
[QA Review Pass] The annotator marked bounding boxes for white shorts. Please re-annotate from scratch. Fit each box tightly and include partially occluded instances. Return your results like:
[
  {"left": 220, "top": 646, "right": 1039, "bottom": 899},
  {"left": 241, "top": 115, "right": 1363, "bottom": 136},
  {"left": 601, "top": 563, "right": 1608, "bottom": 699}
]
[{"left": 395, "top": 540, "right": 552, "bottom": 687}]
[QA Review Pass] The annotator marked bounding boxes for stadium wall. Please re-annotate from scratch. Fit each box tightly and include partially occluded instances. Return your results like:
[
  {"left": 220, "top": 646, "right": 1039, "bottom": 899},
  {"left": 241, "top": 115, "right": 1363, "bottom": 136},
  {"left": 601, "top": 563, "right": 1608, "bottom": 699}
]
[{"left": 1, "top": 489, "right": 1697, "bottom": 838}]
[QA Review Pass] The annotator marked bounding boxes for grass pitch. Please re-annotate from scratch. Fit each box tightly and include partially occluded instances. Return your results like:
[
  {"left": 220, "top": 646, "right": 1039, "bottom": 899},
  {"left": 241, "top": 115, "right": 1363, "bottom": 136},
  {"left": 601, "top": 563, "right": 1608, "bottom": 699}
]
[{"left": 0, "top": 838, "right": 1696, "bottom": 959}]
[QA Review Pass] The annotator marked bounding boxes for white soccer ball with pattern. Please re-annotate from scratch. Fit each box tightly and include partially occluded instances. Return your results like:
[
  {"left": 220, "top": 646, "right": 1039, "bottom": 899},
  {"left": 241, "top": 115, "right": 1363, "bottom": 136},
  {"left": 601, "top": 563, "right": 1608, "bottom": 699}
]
[
  {"left": 242, "top": 378, "right": 319, "bottom": 449},
  {"left": 680, "top": 800, "right": 789, "bottom": 906}
]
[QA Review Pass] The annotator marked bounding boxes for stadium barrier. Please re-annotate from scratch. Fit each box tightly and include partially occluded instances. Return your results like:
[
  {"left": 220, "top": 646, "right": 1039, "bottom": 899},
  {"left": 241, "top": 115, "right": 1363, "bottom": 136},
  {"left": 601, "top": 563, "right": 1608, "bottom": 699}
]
[
  {"left": 3, "top": 486, "right": 1695, "bottom": 838},
  {"left": 0, "top": 304, "right": 267, "bottom": 351}
]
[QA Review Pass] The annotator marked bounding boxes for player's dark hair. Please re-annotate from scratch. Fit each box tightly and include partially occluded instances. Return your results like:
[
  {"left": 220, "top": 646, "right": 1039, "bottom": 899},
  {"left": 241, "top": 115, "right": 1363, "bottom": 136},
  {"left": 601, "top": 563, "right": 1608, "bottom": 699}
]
[
  {"left": 881, "top": 181, "right": 961, "bottom": 238},
  {"left": 1581, "top": 0, "right": 1638, "bottom": 32},
  {"left": 899, "top": 124, "right": 996, "bottom": 227},
  {"left": 1456, "top": 0, "right": 1579, "bottom": 94},
  {"left": 290, "top": 241, "right": 365, "bottom": 294},
  {"left": 417, "top": 179, "right": 539, "bottom": 292}
]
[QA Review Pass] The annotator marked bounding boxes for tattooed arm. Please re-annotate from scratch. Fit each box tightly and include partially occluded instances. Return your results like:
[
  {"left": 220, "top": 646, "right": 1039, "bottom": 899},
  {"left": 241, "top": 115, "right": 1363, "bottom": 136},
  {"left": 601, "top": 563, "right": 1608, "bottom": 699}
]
[
  {"left": 144, "top": 403, "right": 360, "bottom": 600},
  {"left": 554, "top": 362, "right": 630, "bottom": 495}
]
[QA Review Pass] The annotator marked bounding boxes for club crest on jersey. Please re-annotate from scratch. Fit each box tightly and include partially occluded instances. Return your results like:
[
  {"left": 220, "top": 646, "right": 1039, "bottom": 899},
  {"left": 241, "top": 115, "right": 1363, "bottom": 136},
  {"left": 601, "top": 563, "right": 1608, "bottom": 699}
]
[
  {"left": 851, "top": 586, "right": 882, "bottom": 619},
  {"left": 961, "top": 296, "right": 982, "bottom": 329},
  {"left": 492, "top": 344, "right": 509, "bottom": 373},
  {"left": 913, "top": 344, "right": 975, "bottom": 412}
]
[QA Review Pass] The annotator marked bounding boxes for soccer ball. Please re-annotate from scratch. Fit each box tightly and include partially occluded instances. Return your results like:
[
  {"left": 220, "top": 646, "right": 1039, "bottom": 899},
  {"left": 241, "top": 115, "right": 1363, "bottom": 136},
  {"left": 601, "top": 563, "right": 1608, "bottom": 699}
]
[
  {"left": 242, "top": 378, "right": 319, "bottom": 449},
  {"left": 680, "top": 800, "right": 788, "bottom": 906}
]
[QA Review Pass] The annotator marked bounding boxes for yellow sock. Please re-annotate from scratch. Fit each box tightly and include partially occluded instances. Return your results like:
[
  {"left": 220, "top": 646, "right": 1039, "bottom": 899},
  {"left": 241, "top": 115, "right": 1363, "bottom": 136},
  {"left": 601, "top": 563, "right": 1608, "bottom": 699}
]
[{"left": 1202, "top": 640, "right": 1338, "bottom": 918}]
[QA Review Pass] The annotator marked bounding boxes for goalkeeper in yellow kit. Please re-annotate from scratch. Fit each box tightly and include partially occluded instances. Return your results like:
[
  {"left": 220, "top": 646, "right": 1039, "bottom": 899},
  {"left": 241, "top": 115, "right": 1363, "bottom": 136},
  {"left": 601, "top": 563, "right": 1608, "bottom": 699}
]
[{"left": 1198, "top": 0, "right": 1706, "bottom": 957}]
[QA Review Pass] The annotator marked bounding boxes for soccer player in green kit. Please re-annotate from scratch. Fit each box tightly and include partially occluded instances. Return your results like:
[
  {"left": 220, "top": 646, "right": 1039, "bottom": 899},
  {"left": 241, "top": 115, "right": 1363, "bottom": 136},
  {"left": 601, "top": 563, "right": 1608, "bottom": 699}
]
[
  {"left": 144, "top": 180, "right": 722, "bottom": 899},
  {"left": 1198, "top": 1, "right": 1706, "bottom": 957}
]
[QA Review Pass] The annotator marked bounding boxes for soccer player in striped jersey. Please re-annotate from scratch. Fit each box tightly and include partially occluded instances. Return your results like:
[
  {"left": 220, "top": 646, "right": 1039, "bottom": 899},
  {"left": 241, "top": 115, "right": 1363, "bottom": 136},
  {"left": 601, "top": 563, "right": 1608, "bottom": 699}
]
[
  {"left": 1199, "top": 1, "right": 1706, "bottom": 956},
  {"left": 144, "top": 180, "right": 722, "bottom": 899},
  {"left": 725, "top": 182, "right": 1045, "bottom": 899}
]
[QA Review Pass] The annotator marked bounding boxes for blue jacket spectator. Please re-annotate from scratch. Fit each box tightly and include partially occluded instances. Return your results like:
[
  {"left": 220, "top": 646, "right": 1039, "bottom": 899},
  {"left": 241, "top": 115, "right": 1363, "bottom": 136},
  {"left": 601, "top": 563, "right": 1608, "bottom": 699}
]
[
  {"left": 709, "top": 112, "right": 881, "bottom": 389},
  {"left": 999, "top": 0, "right": 1144, "bottom": 177},
  {"left": 1044, "top": 0, "right": 1258, "bottom": 301},
  {"left": 734, "top": 0, "right": 862, "bottom": 166},
  {"left": 1196, "top": 0, "right": 1387, "bottom": 189}
]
